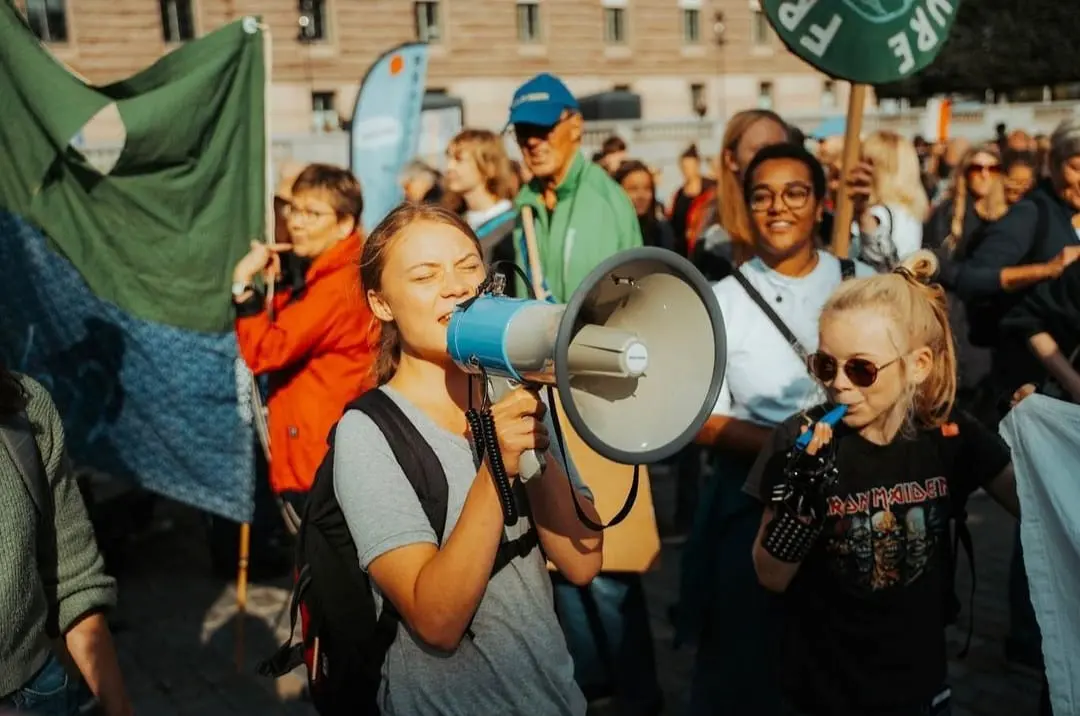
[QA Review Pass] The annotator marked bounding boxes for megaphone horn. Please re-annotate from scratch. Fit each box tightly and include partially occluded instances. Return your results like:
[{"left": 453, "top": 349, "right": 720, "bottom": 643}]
[{"left": 447, "top": 247, "right": 727, "bottom": 520}]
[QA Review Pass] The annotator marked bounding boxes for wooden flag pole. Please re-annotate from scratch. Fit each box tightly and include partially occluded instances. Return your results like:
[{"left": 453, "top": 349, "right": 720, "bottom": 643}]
[
  {"left": 829, "top": 83, "right": 869, "bottom": 258},
  {"left": 236, "top": 17, "right": 275, "bottom": 674}
]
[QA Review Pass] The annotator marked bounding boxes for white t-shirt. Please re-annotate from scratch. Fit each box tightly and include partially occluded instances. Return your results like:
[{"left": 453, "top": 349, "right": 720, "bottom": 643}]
[
  {"left": 710, "top": 251, "right": 875, "bottom": 426},
  {"left": 464, "top": 199, "right": 514, "bottom": 231}
]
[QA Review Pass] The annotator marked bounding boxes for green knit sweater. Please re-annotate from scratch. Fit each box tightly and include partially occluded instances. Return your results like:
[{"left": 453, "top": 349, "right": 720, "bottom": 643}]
[{"left": 0, "top": 375, "right": 117, "bottom": 698}]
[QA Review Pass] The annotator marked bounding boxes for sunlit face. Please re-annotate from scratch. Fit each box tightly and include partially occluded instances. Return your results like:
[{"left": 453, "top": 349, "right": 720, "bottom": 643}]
[
  {"left": 817, "top": 307, "right": 932, "bottom": 435},
  {"left": 965, "top": 151, "right": 1001, "bottom": 199},
  {"left": 747, "top": 157, "right": 823, "bottom": 261},
  {"left": 620, "top": 169, "right": 654, "bottom": 218},
  {"left": 1054, "top": 155, "right": 1080, "bottom": 212},
  {"left": 680, "top": 156, "right": 701, "bottom": 182},
  {"left": 1004, "top": 163, "right": 1035, "bottom": 205},
  {"left": 725, "top": 118, "right": 788, "bottom": 181},
  {"left": 368, "top": 221, "right": 485, "bottom": 367},
  {"left": 286, "top": 189, "right": 354, "bottom": 257},
  {"left": 445, "top": 145, "right": 483, "bottom": 194},
  {"left": 514, "top": 113, "right": 582, "bottom": 180}
]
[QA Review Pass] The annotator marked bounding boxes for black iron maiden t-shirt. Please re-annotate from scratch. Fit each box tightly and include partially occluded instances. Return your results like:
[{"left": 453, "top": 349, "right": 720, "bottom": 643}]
[{"left": 744, "top": 407, "right": 1012, "bottom": 716}]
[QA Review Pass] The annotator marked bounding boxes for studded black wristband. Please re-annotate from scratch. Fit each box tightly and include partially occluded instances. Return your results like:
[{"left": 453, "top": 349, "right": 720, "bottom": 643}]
[{"left": 762, "top": 510, "right": 821, "bottom": 563}]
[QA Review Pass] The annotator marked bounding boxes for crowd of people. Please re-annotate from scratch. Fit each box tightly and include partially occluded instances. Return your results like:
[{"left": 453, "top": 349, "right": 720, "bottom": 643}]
[{"left": 3, "top": 68, "right": 1078, "bottom": 716}]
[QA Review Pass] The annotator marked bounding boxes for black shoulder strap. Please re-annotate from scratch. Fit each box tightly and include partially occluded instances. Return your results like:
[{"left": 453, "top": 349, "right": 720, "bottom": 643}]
[
  {"left": 0, "top": 414, "right": 49, "bottom": 520},
  {"left": 350, "top": 389, "right": 449, "bottom": 543},
  {"left": 839, "top": 258, "right": 856, "bottom": 280},
  {"left": 731, "top": 269, "right": 807, "bottom": 361}
]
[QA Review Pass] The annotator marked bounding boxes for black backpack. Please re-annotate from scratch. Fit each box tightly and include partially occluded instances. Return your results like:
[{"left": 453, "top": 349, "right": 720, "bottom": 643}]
[{"left": 258, "top": 388, "right": 537, "bottom": 715}]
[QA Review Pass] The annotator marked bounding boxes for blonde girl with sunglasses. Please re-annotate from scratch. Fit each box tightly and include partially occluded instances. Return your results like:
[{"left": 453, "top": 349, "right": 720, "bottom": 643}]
[{"left": 745, "top": 252, "right": 1020, "bottom": 716}]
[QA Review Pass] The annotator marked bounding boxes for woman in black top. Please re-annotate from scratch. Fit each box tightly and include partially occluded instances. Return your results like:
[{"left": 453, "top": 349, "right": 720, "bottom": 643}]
[
  {"left": 923, "top": 144, "right": 1006, "bottom": 253},
  {"left": 747, "top": 253, "right": 1020, "bottom": 716},
  {"left": 923, "top": 145, "right": 1006, "bottom": 417},
  {"left": 936, "top": 119, "right": 1080, "bottom": 411}
]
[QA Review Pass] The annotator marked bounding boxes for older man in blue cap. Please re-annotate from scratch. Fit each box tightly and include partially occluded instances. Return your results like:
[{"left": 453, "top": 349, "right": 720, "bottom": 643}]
[
  {"left": 506, "top": 73, "right": 660, "bottom": 715},
  {"left": 507, "top": 73, "right": 643, "bottom": 302}
]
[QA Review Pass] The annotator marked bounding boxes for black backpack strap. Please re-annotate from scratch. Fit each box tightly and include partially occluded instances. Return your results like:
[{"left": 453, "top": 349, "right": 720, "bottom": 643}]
[
  {"left": 731, "top": 269, "right": 808, "bottom": 361},
  {"left": 839, "top": 258, "right": 856, "bottom": 281},
  {"left": 0, "top": 414, "right": 49, "bottom": 519},
  {"left": 352, "top": 389, "right": 449, "bottom": 543}
]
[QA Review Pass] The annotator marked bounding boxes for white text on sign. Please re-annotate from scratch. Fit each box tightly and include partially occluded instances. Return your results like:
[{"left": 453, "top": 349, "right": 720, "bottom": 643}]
[
  {"left": 888, "top": 0, "right": 956, "bottom": 75},
  {"left": 777, "top": 0, "right": 844, "bottom": 59},
  {"left": 776, "top": 0, "right": 955, "bottom": 69}
]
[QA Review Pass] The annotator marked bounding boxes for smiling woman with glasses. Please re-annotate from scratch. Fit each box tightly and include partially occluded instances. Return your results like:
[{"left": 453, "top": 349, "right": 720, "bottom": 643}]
[{"left": 683, "top": 142, "right": 873, "bottom": 715}]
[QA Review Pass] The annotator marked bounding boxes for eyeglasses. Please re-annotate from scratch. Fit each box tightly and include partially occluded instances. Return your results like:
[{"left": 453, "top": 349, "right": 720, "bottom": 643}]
[
  {"left": 281, "top": 204, "right": 336, "bottom": 222},
  {"left": 967, "top": 163, "right": 1002, "bottom": 176},
  {"left": 807, "top": 351, "right": 903, "bottom": 389},
  {"left": 748, "top": 182, "right": 813, "bottom": 213}
]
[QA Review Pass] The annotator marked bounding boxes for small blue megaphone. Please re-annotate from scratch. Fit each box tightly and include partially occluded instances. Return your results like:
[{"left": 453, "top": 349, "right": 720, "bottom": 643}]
[{"left": 447, "top": 247, "right": 728, "bottom": 482}]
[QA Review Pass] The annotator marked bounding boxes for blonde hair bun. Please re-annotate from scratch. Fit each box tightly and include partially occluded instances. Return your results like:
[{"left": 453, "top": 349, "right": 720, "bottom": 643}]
[{"left": 896, "top": 250, "right": 939, "bottom": 282}]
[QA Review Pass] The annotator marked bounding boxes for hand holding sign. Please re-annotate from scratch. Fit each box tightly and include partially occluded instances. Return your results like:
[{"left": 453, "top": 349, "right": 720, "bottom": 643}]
[{"left": 762, "top": 0, "right": 961, "bottom": 257}]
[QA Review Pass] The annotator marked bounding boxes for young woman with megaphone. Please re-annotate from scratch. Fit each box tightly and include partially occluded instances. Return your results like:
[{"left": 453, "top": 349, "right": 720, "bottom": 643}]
[{"left": 334, "top": 201, "right": 602, "bottom": 715}]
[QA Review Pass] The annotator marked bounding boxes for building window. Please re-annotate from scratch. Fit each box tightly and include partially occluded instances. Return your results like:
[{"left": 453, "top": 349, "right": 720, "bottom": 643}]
[
  {"left": 758, "top": 81, "right": 774, "bottom": 110},
  {"left": 751, "top": 8, "right": 769, "bottom": 46},
  {"left": 312, "top": 92, "right": 338, "bottom": 132},
  {"left": 24, "top": 0, "right": 68, "bottom": 42},
  {"left": 682, "top": 8, "right": 700, "bottom": 44},
  {"left": 415, "top": 1, "right": 441, "bottom": 43},
  {"left": 160, "top": 0, "right": 195, "bottom": 43},
  {"left": 690, "top": 82, "right": 706, "bottom": 117},
  {"left": 822, "top": 80, "right": 836, "bottom": 110},
  {"left": 517, "top": 1, "right": 541, "bottom": 43},
  {"left": 604, "top": 7, "right": 627, "bottom": 44},
  {"left": 298, "top": 0, "right": 327, "bottom": 42}
]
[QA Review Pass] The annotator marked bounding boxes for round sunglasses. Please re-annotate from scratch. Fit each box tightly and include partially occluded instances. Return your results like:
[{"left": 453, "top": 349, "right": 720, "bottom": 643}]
[{"left": 807, "top": 351, "right": 902, "bottom": 388}]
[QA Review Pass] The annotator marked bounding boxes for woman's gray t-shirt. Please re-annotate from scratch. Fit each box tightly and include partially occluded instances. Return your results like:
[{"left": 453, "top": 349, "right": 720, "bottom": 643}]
[{"left": 333, "top": 385, "right": 588, "bottom": 716}]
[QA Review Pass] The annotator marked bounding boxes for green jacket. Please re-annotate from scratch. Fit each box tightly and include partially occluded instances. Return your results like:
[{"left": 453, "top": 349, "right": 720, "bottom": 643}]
[
  {"left": 0, "top": 375, "right": 117, "bottom": 697},
  {"left": 513, "top": 153, "right": 643, "bottom": 302}
]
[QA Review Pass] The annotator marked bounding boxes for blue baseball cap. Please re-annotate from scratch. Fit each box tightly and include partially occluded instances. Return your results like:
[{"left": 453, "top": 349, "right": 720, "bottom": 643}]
[{"left": 507, "top": 73, "right": 579, "bottom": 128}]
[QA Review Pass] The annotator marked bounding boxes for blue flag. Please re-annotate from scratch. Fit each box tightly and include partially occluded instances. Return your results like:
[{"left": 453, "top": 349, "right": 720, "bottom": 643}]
[
  {"left": 0, "top": 211, "right": 256, "bottom": 522},
  {"left": 351, "top": 42, "right": 429, "bottom": 231}
]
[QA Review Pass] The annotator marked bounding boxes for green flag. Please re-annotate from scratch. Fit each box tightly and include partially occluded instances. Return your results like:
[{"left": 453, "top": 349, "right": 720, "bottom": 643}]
[
  {"left": 0, "top": 5, "right": 265, "bottom": 332},
  {"left": 762, "top": 0, "right": 960, "bottom": 85}
]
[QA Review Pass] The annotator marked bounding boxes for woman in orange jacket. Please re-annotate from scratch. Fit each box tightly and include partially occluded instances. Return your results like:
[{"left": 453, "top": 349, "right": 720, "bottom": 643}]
[{"left": 232, "top": 164, "right": 380, "bottom": 516}]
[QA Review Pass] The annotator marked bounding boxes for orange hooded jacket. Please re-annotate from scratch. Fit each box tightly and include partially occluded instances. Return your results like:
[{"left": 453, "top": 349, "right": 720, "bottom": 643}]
[{"left": 235, "top": 234, "right": 379, "bottom": 494}]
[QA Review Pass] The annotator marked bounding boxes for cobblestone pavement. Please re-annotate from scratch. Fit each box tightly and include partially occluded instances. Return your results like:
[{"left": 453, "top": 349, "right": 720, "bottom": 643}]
[{"left": 108, "top": 471, "right": 1040, "bottom": 715}]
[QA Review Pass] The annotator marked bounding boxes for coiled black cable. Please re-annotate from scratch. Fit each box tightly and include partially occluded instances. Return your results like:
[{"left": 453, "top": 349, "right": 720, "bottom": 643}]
[{"left": 465, "top": 404, "right": 519, "bottom": 527}]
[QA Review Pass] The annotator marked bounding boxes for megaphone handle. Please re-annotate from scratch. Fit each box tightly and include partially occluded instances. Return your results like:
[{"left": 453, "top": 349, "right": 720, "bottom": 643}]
[{"left": 486, "top": 377, "right": 546, "bottom": 483}]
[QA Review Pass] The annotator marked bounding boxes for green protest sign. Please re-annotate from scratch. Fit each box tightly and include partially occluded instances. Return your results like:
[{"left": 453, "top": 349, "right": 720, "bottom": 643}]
[{"left": 762, "top": 0, "right": 960, "bottom": 85}]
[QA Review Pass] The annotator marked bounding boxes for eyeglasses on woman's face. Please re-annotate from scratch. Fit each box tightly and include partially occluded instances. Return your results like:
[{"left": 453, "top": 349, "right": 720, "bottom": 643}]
[{"left": 748, "top": 181, "right": 814, "bottom": 214}]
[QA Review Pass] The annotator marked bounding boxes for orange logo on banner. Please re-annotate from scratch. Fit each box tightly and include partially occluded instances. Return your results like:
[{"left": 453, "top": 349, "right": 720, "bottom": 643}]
[{"left": 389, "top": 55, "right": 404, "bottom": 76}]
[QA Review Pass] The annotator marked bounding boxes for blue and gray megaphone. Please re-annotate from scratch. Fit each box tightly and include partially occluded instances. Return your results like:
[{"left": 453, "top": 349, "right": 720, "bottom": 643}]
[{"left": 447, "top": 247, "right": 727, "bottom": 483}]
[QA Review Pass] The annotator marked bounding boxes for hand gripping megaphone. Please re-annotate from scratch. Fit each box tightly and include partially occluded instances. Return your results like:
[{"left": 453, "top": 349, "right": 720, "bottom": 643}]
[{"left": 447, "top": 247, "right": 727, "bottom": 526}]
